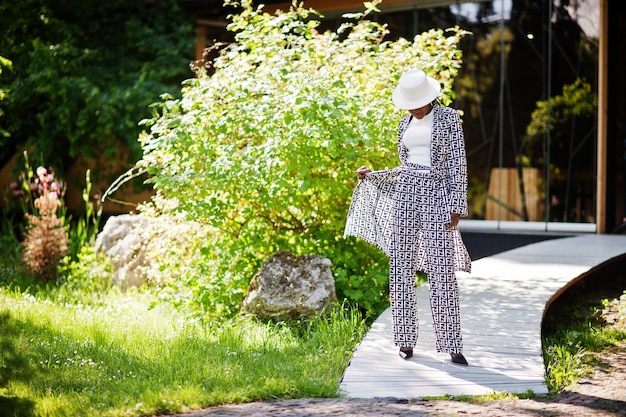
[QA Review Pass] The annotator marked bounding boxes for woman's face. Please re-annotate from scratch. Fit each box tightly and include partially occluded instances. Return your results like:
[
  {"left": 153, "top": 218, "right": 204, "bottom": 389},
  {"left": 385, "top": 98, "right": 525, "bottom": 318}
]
[{"left": 408, "top": 103, "right": 432, "bottom": 119}]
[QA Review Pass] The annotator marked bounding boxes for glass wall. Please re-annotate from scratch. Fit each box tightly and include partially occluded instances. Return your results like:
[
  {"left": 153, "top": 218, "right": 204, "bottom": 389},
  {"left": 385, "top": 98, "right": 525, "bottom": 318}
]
[{"left": 377, "top": 0, "right": 600, "bottom": 229}]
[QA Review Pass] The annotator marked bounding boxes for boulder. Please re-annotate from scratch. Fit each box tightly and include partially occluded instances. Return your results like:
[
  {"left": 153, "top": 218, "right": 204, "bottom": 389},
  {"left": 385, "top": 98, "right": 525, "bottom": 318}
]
[
  {"left": 94, "top": 214, "right": 148, "bottom": 289},
  {"left": 242, "top": 251, "right": 337, "bottom": 320}
]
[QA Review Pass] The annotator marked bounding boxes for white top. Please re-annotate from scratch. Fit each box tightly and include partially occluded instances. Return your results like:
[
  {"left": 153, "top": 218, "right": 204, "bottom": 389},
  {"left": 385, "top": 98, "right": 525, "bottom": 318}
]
[{"left": 402, "top": 112, "right": 433, "bottom": 167}]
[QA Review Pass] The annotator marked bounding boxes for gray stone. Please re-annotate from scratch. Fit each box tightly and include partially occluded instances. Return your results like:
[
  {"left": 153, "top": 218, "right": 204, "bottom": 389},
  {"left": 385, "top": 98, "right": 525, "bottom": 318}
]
[
  {"left": 94, "top": 214, "right": 148, "bottom": 289},
  {"left": 242, "top": 251, "right": 337, "bottom": 320},
  {"left": 94, "top": 212, "right": 211, "bottom": 290}
]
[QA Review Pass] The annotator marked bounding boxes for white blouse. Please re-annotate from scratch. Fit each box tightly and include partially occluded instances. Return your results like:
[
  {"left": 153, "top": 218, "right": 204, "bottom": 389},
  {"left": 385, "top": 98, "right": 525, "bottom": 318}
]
[{"left": 402, "top": 112, "right": 433, "bottom": 167}]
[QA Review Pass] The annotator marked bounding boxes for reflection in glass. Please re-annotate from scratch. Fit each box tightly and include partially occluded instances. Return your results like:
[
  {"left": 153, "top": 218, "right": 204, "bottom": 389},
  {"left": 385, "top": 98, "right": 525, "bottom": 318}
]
[{"left": 379, "top": 0, "right": 599, "bottom": 226}]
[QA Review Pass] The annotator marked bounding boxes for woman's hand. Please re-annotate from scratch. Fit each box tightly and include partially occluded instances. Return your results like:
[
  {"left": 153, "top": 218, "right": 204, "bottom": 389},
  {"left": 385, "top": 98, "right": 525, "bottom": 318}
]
[
  {"left": 446, "top": 213, "right": 461, "bottom": 230},
  {"left": 355, "top": 166, "right": 372, "bottom": 179}
]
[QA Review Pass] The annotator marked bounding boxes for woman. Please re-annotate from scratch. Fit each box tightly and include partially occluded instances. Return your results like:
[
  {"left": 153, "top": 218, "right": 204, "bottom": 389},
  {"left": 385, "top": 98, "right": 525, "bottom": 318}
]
[{"left": 344, "top": 69, "right": 471, "bottom": 365}]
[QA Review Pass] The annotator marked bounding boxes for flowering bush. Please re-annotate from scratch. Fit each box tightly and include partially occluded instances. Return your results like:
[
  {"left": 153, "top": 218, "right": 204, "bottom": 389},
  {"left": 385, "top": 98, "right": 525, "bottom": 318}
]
[
  {"left": 126, "top": 0, "right": 468, "bottom": 317},
  {"left": 8, "top": 152, "right": 66, "bottom": 219},
  {"left": 5, "top": 152, "right": 102, "bottom": 281}
]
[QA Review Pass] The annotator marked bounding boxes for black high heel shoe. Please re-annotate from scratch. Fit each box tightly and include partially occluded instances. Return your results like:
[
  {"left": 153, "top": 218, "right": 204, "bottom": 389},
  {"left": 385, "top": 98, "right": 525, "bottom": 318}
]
[
  {"left": 399, "top": 347, "right": 413, "bottom": 360},
  {"left": 450, "top": 353, "right": 468, "bottom": 366}
]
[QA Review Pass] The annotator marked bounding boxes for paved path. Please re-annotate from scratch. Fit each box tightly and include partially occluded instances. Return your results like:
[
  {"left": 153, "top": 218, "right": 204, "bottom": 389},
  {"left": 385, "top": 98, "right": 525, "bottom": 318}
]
[{"left": 339, "top": 234, "right": 626, "bottom": 399}]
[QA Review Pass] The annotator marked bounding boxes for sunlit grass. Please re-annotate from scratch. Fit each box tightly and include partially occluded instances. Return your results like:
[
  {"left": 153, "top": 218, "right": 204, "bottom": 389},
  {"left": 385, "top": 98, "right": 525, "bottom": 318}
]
[
  {"left": 0, "top": 286, "right": 366, "bottom": 417},
  {"left": 542, "top": 281, "right": 626, "bottom": 394}
]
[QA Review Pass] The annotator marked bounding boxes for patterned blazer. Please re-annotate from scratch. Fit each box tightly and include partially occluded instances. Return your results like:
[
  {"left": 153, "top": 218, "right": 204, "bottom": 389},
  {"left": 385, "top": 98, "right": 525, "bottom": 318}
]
[{"left": 396, "top": 104, "right": 469, "bottom": 217}]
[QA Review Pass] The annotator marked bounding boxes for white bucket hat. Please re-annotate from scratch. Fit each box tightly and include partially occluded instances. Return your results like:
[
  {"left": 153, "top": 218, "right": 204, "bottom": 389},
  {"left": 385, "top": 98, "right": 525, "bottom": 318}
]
[{"left": 392, "top": 69, "right": 441, "bottom": 110}]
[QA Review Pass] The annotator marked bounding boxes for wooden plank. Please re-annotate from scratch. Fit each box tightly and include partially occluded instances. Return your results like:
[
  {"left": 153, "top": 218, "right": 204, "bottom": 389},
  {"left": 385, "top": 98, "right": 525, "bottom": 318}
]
[
  {"left": 340, "top": 235, "right": 626, "bottom": 399},
  {"left": 596, "top": 0, "right": 609, "bottom": 233}
]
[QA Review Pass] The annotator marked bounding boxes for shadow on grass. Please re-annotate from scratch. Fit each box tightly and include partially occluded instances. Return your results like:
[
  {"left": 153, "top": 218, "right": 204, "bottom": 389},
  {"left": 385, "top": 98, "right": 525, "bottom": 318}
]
[{"left": 0, "top": 311, "right": 36, "bottom": 417}]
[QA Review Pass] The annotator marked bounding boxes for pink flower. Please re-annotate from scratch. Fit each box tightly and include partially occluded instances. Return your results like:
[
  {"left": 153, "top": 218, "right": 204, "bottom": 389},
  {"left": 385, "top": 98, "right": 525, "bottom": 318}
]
[
  {"left": 36, "top": 166, "right": 47, "bottom": 177},
  {"left": 9, "top": 181, "right": 18, "bottom": 190}
]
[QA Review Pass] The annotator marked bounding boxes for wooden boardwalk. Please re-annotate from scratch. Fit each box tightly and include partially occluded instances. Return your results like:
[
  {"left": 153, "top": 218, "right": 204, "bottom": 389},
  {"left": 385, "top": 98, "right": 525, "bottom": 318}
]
[{"left": 339, "top": 234, "right": 626, "bottom": 399}]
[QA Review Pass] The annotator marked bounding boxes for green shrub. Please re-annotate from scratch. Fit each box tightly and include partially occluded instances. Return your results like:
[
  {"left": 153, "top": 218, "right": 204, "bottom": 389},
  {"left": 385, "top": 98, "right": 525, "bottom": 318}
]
[{"left": 122, "top": 0, "right": 469, "bottom": 318}]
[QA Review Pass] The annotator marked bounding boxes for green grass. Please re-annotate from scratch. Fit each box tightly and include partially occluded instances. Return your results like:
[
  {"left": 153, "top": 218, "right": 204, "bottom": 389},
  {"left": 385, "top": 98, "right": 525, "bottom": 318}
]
[
  {"left": 0, "top": 276, "right": 367, "bottom": 417},
  {"left": 542, "top": 263, "right": 626, "bottom": 394}
]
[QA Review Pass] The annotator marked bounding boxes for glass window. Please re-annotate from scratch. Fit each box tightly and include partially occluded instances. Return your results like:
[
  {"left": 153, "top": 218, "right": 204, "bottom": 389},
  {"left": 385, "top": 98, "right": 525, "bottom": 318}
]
[{"left": 378, "top": 0, "right": 599, "bottom": 229}]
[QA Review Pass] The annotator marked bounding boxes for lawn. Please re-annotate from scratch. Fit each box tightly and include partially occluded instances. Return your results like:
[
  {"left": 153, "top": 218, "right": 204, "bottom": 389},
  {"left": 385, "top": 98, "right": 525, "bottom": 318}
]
[{"left": 0, "top": 264, "right": 367, "bottom": 417}]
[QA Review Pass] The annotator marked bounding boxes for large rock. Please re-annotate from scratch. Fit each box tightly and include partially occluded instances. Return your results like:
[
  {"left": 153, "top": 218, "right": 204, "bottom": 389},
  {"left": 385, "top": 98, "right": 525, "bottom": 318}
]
[
  {"left": 242, "top": 251, "right": 337, "bottom": 320},
  {"left": 95, "top": 212, "right": 211, "bottom": 290},
  {"left": 94, "top": 214, "right": 148, "bottom": 289}
]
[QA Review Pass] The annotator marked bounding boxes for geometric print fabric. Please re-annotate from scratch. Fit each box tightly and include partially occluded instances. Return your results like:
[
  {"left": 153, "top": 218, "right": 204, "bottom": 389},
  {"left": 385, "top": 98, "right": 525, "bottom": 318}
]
[
  {"left": 344, "top": 165, "right": 471, "bottom": 275},
  {"left": 388, "top": 166, "right": 463, "bottom": 352},
  {"left": 345, "top": 165, "right": 466, "bottom": 352},
  {"left": 344, "top": 103, "right": 472, "bottom": 354}
]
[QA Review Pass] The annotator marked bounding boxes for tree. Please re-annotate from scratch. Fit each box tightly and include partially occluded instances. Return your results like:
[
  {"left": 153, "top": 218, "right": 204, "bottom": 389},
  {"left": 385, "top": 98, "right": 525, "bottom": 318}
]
[
  {"left": 0, "top": 0, "right": 195, "bottom": 172},
  {"left": 521, "top": 79, "right": 597, "bottom": 221}
]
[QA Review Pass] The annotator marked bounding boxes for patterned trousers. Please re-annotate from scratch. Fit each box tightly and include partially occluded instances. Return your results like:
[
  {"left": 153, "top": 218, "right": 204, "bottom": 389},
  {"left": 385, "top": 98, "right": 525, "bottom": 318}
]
[{"left": 389, "top": 166, "right": 463, "bottom": 353}]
